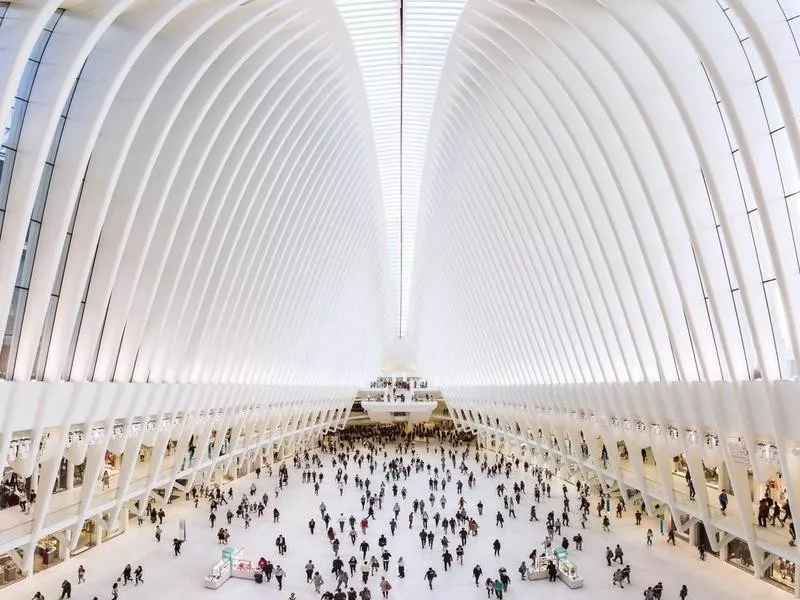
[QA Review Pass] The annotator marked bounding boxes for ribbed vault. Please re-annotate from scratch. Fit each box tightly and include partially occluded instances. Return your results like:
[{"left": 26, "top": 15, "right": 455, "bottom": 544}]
[
  {"left": 412, "top": 0, "right": 800, "bottom": 387},
  {"left": 1, "top": 0, "right": 800, "bottom": 390},
  {"left": 0, "top": 0, "right": 386, "bottom": 386}
]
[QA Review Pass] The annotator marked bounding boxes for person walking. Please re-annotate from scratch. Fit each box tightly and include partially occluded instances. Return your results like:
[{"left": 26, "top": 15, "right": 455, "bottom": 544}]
[
  {"left": 573, "top": 533, "right": 583, "bottom": 550},
  {"left": 424, "top": 567, "right": 437, "bottom": 589},
  {"left": 518, "top": 562, "right": 527, "bottom": 580},
  {"left": 155, "top": 525, "right": 162, "bottom": 542},
  {"left": 305, "top": 560, "right": 315, "bottom": 583},
  {"left": 312, "top": 572, "right": 324, "bottom": 592},
  {"left": 59, "top": 579, "right": 72, "bottom": 599},
  {"left": 134, "top": 566, "right": 143, "bottom": 586},
  {"left": 122, "top": 564, "right": 132, "bottom": 585},
  {"left": 172, "top": 538, "right": 184, "bottom": 556},
  {"left": 614, "top": 544, "right": 624, "bottom": 564},
  {"left": 379, "top": 576, "right": 392, "bottom": 598},
  {"left": 679, "top": 584, "right": 688, "bottom": 599},
  {"left": 473, "top": 564, "right": 483, "bottom": 586},
  {"left": 77, "top": 565, "right": 86, "bottom": 583},
  {"left": 349, "top": 556, "right": 358, "bottom": 576},
  {"left": 361, "top": 561, "right": 370, "bottom": 584},
  {"left": 719, "top": 491, "right": 728, "bottom": 515},
  {"left": 442, "top": 550, "right": 452, "bottom": 571},
  {"left": 274, "top": 565, "right": 285, "bottom": 590},
  {"left": 605, "top": 546, "right": 613, "bottom": 566},
  {"left": 337, "top": 570, "right": 350, "bottom": 591},
  {"left": 494, "top": 577, "right": 505, "bottom": 598},
  {"left": 397, "top": 556, "right": 405, "bottom": 578}
]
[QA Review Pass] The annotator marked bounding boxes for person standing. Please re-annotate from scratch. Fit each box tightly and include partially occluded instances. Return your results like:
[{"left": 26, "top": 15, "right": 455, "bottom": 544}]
[
  {"left": 719, "top": 491, "right": 728, "bottom": 516},
  {"left": 397, "top": 557, "right": 405, "bottom": 579},
  {"left": 679, "top": 584, "right": 688, "bottom": 599},
  {"left": 493, "top": 539, "right": 501, "bottom": 556},
  {"left": 155, "top": 525, "right": 162, "bottom": 542},
  {"left": 547, "top": 561, "right": 558, "bottom": 583}
]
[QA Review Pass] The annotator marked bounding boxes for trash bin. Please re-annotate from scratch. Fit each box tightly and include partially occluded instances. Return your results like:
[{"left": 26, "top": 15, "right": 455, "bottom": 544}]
[{"left": 254, "top": 572, "right": 263, "bottom": 584}]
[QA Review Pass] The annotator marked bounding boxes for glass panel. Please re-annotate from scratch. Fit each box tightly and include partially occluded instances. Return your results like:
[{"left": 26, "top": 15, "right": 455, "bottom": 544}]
[
  {"left": 0, "top": 287, "right": 27, "bottom": 378},
  {"left": 16, "top": 221, "right": 40, "bottom": 288}
]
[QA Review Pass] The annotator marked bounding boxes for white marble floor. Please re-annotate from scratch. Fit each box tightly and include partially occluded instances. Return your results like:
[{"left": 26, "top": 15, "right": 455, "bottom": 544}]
[{"left": 7, "top": 442, "right": 794, "bottom": 600}]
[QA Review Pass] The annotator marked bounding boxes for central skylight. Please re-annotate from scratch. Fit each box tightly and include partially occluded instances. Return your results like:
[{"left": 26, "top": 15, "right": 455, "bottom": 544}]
[{"left": 336, "top": 0, "right": 465, "bottom": 338}]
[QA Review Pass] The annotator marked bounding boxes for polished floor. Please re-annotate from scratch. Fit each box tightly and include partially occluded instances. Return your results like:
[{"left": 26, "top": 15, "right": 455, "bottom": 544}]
[{"left": 8, "top": 441, "right": 794, "bottom": 600}]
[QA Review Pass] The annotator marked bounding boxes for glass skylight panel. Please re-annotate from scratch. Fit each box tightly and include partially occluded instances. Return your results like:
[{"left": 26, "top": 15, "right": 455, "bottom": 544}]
[{"left": 337, "top": 0, "right": 465, "bottom": 338}]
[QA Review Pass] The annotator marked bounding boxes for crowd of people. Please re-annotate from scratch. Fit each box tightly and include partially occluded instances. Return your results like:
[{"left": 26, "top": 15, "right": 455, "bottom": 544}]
[{"left": 29, "top": 422, "right": 701, "bottom": 600}]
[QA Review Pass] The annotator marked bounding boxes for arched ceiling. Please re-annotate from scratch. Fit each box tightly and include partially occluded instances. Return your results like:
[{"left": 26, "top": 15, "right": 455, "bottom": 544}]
[
  {"left": 413, "top": 0, "right": 800, "bottom": 387},
  {"left": 0, "top": 0, "right": 799, "bottom": 389},
  {"left": 0, "top": 0, "right": 386, "bottom": 385}
]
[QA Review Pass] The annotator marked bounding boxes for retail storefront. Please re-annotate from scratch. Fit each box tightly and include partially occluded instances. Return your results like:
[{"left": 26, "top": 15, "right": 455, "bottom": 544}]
[
  {"left": 766, "top": 559, "right": 795, "bottom": 592},
  {"left": 73, "top": 520, "right": 99, "bottom": 555},
  {"left": 726, "top": 538, "right": 754, "bottom": 573},
  {"left": 0, "top": 553, "right": 24, "bottom": 587},
  {"left": 33, "top": 535, "right": 64, "bottom": 573}
]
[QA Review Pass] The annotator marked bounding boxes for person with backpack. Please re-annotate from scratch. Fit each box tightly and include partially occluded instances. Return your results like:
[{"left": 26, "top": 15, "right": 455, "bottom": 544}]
[{"left": 379, "top": 576, "right": 392, "bottom": 598}]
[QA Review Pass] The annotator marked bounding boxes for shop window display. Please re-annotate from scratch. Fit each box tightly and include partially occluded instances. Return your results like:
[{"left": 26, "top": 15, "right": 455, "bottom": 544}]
[
  {"left": 0, "top": 552, "right": 24, "bottom": 587},
  {"left": 727, "top": 538, "right": 754, "bottom": 573},
  {"left": 73, "top": 519, "right": 98, "bottom": 555},
  {"left": 33, "top": 535, "right": 63, "bottom": 573},
  {"left": 766, "top": 559, "right": 796, "bottom": 592}
]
